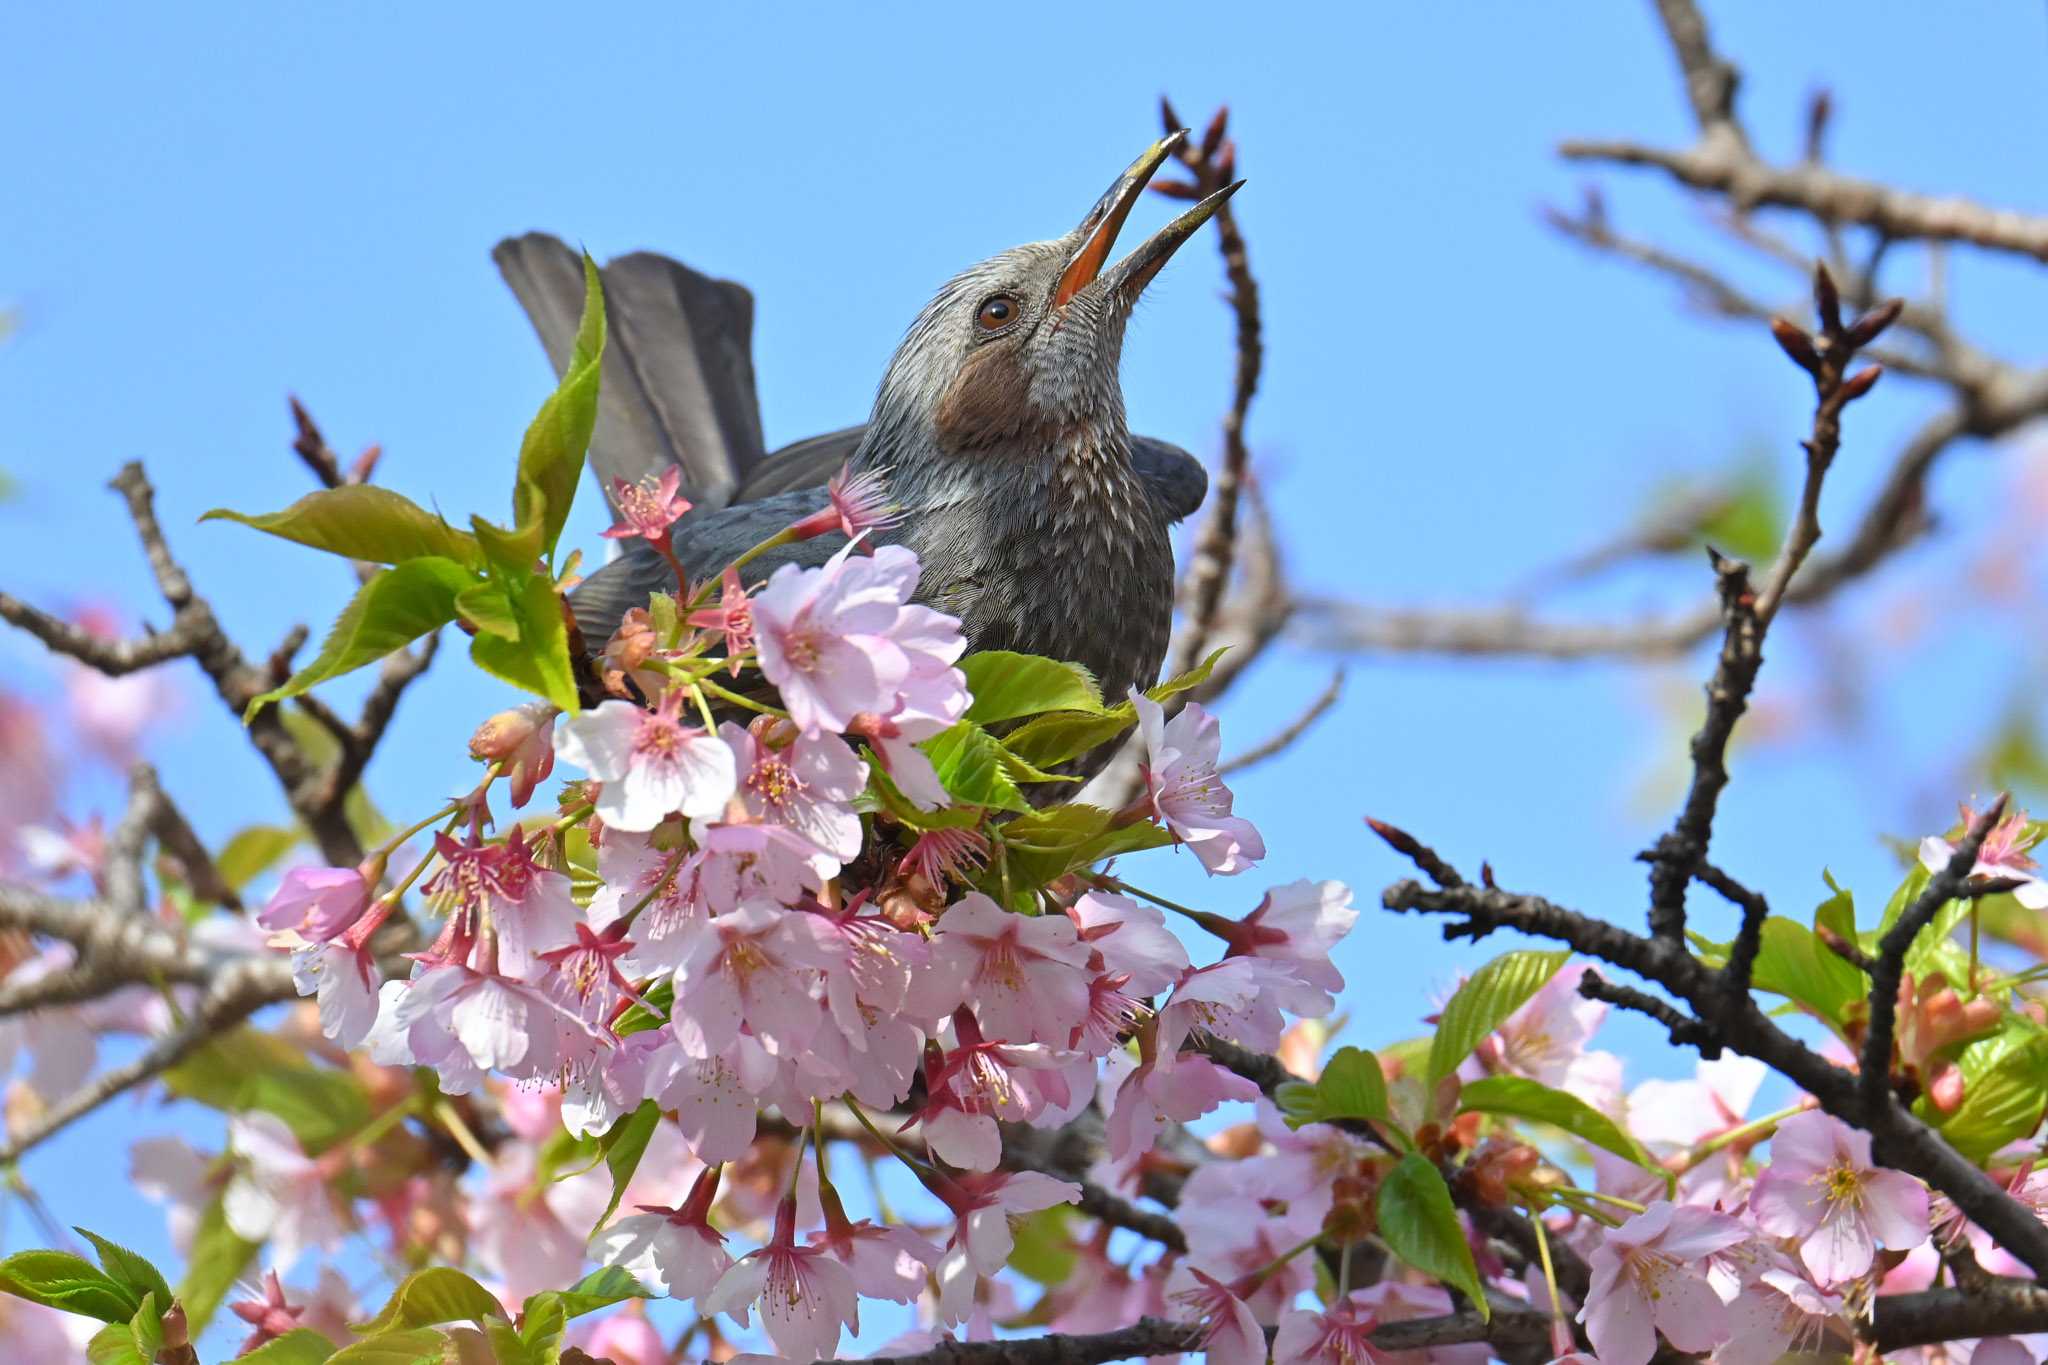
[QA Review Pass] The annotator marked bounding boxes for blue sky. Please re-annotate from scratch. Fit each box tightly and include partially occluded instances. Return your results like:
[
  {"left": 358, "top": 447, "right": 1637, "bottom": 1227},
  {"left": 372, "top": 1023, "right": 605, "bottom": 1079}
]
[{"left": 5, "top": 1, "right": 2048, "bottom": 1351}]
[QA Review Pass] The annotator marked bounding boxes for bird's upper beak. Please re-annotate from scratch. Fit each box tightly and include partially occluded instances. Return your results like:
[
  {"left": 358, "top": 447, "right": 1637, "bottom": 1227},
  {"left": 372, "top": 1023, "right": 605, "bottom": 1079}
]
[{"left": 1052, "top": 132, "right": 1242, "bottom": 312}]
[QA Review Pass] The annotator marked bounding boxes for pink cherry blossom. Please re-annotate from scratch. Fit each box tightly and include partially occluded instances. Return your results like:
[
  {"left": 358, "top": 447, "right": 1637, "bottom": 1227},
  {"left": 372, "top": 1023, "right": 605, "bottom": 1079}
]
[
  {"left": 704, "top": 1198, "right": 861, "bottom": 1362},
  {"left": 1712, "top": 1249, "right": 1845, "bottom": 1365},
  {"left": 1272, "top": 1294, "right": 1394, "bottom": 1365},
  {"left": 555, "top": 692, "right": 738, "bottom": 833},
  {"left": 1107, "top": 1050, "right": 1259, "bottom": 1160},
  {"left": 1344, "top": 1282, "right": 1489, "bottom": 1364},
  {"left": 1920, "top": 803, "right": 2048, "bottom": 909},
  {"left": 914, "top": 1010, "right": 1077, "bottom": 1168},
  {"left": 720, "top": 719, "right": 867, "bottom": 861},
  {"left": 595, "top": 1167, "right": 731, "bottom": 1299},
  {"left": 229, "top": 1270, "right": 305, "bottom": 1356},
  {"left": 1155, "top": 956, "right": 1301, "bottom": 1060},
  {"left": 1750, "top": 1110, "right": 1930, "bottom": 1284},
  {"left": 258, "top": 862, "right": 373, "bottom": 941},
  {"left": 1577, "top": 1200, "right": 1749, "bottom": 1365},
  {"left": 1131, "top": 690, "right": 1264, "bottom": 875},
  {"left": 667, "top": 902, "right": 843, "bottom": 1058},
  {"left": 688, "top": 566, "right": 756, "bottom": 675},
  {"left": 420, "top": 828, "right": 580, "bottom": 982},
  {"left": 1207, "top": 878, "right": 1358, "bottom": 1016},
  {"left": 809, "top": 1182, "right": 939, "bottom": 1305},
  {"left": 1475, "top": 961, "right": 1624, "bottom": 1116},
  {"left": 602, "top": 467, "right": 692, "bottom": 544},
  {"left": 130, "top": 1136, "right": 213, "bottom": 1255},
  {"left": 468, "top": 701, "right": 557, "bottom": 808},
  {"left": 930, "top": 1169, "right": 1080, "bottom": 1325},
  {"left": 789, "top": 463, "right": 904, "bottom": 544},
  {"left": 752, "top": 545, "right": 916, "bottom": 734},
  {"left": 578, "top": 1306, "right": 667, "bottom": 1365},
  {"left": 1067, "top": 890, "right": 1189, "bottom": 997},
  {"left": 899, "top": 827, "right": 990, "bottom": 889},
  {"left": 223, "top": 1114, "right": 345, "bottom": 1274},
  {"left": 1166, "top": 1265, "right": 1269, "bottom": 1365},
  {"left": 922, "top": 892, "right": 1093, "bottom": 1045}
]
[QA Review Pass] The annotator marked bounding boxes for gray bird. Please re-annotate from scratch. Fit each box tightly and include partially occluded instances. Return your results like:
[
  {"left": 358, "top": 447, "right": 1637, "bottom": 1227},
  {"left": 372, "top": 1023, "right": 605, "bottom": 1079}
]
[{"left": 494, "top": 133, "right": 1235, "bottom": 722}]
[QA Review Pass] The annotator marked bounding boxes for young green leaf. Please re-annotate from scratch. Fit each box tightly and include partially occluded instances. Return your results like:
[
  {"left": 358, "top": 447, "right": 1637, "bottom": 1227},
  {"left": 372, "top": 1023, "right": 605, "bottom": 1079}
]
[
  {"left": 85, "top": 1322, "right": 148, "bottom": 1365},
  {"left": 514, "top": 251, "right": 606, "bottom": 563},
  {"left": 999, "top": 647, "right": 1227, "bottom": 770},
  {"left": 924, "top": 721, "right": 1031, "bottom": 813},
  {"left": 1744, "top": 918, "right": 1867, "bottom": 1030},
  {"left": 204, "top": 486, "right": 481, "bottom": 568},
  {"left": 214, "top": 825, "right": 301, "bottom": 891},
  {"left": 1006, "top": 1205, "right": 1077, "bottom": 1285},
  {"left": 234, "top": 1066, "right": 374, "bottom": 1156},
  {"left": 1425, "top": 949, "right": 1569, "bottom": 1090},
  {"left": 126, "top": 1292, "right": 162, "bottom": 1360},
  {"left": 0, "top": 1249, "right": 140, "bottom": 1323},
  {"left": 466, "top": 571, "right": 580, "bottom": 712},
  {"left": 1378, "top": 1153, "right": 1488, "bottom": 1320},
  {"left": 1924, "top": 1016, "right": 2048, "bottom": 1160},
  {"left": 592, "top": 1101, "right": 662, "bottom": 1230},
  {"left": 325, "top": 1327, "right": 447, "bottom": 1363},
  {"left": 246, "top": 556, "right": 475, "bottom": 719},
  {"left": 1275, "top": 1046, "right": 1394, "bottom": 1134},
  {"left": 238, "top": 1329, "right": 341, "bottom": 1364},
  {"left": 74, "top": 1229, "right": 171, "bottom": 1313},
  {"left": 350, "top": 1266, "right": 507, "bottom": 1335},
  {"left": 176, "top": 1194, "right": 259, "bottom": 1335},
  {"left": 546, "top": 1266, "right": 652, "bottom": 1321},
  {"left": 961, "top": 651, "right": 1103, "bottom": 725}
]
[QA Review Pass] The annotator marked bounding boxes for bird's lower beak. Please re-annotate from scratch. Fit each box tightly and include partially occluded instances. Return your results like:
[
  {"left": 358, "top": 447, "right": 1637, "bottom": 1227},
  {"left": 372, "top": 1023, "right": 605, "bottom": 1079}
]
[
  {"left": 1098, "top": 179, "right": 1243, "bottom": 305},
  {"left": 1052, "top": 131, "right": 1188, "bottom": 310}
]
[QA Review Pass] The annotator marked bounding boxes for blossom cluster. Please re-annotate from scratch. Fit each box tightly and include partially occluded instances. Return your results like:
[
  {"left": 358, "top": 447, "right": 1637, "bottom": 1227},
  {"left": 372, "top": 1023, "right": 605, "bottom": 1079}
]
[{"left": 235, "top": 532, "right": 1357, "bottom": 1360}]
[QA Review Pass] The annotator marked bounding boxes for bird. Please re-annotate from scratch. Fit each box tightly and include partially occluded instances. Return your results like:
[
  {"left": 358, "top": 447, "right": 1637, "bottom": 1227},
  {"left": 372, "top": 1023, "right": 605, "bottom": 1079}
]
[{"left": 493, "top": 132, "right": 1237, "bottom": 731}]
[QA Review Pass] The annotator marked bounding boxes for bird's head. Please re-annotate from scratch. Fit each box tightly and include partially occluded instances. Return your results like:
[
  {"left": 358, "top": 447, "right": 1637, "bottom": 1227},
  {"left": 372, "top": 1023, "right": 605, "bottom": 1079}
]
[{"left": 867, "top": 132, "right": 1240, "bottom": 462}]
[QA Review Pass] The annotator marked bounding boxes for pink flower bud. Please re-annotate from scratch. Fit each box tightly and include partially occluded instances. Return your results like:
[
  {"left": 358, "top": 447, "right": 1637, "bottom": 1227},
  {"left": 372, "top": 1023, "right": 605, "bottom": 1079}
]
[{"left": 467, "top": 702, "right": 558, "bottom": 808}]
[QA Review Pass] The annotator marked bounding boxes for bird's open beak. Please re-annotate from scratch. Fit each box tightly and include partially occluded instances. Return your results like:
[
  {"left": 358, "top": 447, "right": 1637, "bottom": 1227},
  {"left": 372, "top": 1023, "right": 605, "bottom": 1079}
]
[
  {"left": 1097, "top": 178, "right": 1243, "bottom": 304},
  {"left": 1052, "top": 132, "right": 1188, "bottom": 311}
]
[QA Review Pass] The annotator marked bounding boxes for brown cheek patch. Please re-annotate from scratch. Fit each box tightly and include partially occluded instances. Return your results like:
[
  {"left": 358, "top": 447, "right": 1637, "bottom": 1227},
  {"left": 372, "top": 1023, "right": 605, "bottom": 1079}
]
[{"left": 933, "top": 344, "right": 1040, "bottom": 453}]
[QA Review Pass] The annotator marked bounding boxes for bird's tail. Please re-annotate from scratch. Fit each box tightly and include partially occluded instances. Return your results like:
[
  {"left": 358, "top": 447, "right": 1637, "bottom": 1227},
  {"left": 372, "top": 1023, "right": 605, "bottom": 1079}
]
[{"left": 492, "top": 233, "right": 766, "bottom": 515}]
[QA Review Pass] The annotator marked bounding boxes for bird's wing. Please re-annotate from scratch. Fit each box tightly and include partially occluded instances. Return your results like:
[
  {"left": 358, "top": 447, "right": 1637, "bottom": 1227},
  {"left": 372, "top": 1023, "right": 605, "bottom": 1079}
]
[
  {"left": 736, "top": 424, "right": 1209, "bottom": 525},
  {"left": 493, "top": 234, "right": 766, "bottom": 515}
]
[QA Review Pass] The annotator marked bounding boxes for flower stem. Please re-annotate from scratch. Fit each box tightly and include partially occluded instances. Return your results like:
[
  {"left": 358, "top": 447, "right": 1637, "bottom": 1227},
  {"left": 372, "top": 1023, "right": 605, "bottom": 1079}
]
[
  {"left": 843, "top": 1095, "right": 935, "bottom": 1176},
  {"left": 1529, "top": 1205, "right": 1571, "bottom": 1353},
  {"left": 697, "top": 675, "right": 785, "bottom": 719},
  {"left": 1555, "top": 1187, "right": 1646, "bottom": 1215},
  {"left": 1106, "top": 879, "right": 1208, "bottom": 923},
  {"left": 431, "top": 1100, "right": 493, "bottom": 1169},
  {"left": 1674, "top": 1102, "right": 1811, "bottom": 1173}
]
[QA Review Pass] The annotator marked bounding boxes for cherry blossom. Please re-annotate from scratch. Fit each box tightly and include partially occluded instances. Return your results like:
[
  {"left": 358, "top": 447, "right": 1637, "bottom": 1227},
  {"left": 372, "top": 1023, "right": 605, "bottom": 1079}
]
[
  {"left": 930, "top": 1169, "right": 1081, "bottom": 1324},
  {"left": 721, "top": 718, "right": 867, "bottom": 861},
  {"left": 1920, "top": 803, "right": 2048, "bottom": 908},
  {"left": 602, "top": 467, "right": 692, "bottom": 544},
  {"left": 468, "top": 701, "right": 557, "bottom": 808},
  {"left": 789, "top": 463, "right": 904, "bottom": 544},
  {"left": 922, "top": 892, "right": 1092, "bottom": 1045},
  {"left": 1131, "top": 690, "right": 1265, "bottom": 875},
  {"left": 1751, "top": 1110, "right": 1930, "bottom": 1284},
  {"left": 596, "top": 1168, "right": 732, "bottom": 1298},
  {"left": 751, "top": 545, "right": 917, "bottom": 734},
  {"left": 258, "top": 862, "right": 374, "bottom": 941},
  {"left": 704, "top": 1198, "right": 862, "bottom": 1362},
  {"left": 1578, "top": 1200, "right": 1749, "bottom": 1365},
  {"left": 1166, "top": 1265, "right": 1269, "bottom": 1365},
  {"left": 223, "top": 1114, "right": 345, "bottom": 1275},
  {"left": 555, "top": 692, "right": 738, "bottom": 832}
]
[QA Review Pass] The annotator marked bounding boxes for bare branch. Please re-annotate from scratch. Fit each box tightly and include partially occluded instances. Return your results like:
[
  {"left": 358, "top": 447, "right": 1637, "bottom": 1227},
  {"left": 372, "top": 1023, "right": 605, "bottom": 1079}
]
[
  {"left": 1218, "top": 668, "right": 1342, "bottom": 777},
  {"left": 1650, "top": 0, "right": 1745, "bottom": 149}
]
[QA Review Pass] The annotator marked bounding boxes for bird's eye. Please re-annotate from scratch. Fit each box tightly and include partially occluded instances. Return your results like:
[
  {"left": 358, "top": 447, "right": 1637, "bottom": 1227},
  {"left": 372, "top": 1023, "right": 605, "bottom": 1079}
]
[{"left": 975, "top": 294, "right": 1020, "bottom": 332}]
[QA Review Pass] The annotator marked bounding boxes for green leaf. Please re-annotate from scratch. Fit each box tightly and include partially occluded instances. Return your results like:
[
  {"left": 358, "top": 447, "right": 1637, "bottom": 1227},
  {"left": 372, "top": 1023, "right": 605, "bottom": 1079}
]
[
  {"left": 1745, "top": 918, "right": 1867, "bottom": 1029},
  {"left": 517, "top": 1292, "right": 568, "bottom": 1359},
  {"left": 352, "top": 1267, "right": 508, "bottom": 1335},
  {"left": 163, "top": 1027, "right": 316, "bottom": 1111},
  {"left": 514, "top": 251, "right": 606, "bottom": 563},
  {"left": 0, "top": 1249, "right": 140, "bottom": 1322},
  {"left": 239, "top": 1328, "right": 341, "bottom": 1363},
  {"left": 592, "top": 1101, "right": 661, "bottom": 1231},
  {"left": 127, "top": 1292, "right": 162, "bottom": 1359},
  {"left": 235, "top": 1065, "right": 374, "bottom": 1155},
  {"left": 1457, "top": 1075, "right": 1663, "bottom": 1179},
  {"left": 216, "top": 824, "right": 301, "bottom": 891},
  {"left": 1276, "top": 1047, "right": 1394, "bottom": 1135},
  {"left": 325, "top": 1328, "right": 447, "bottom": 1364},
  {"left": 467, "top": 570, "right": 579, "bottom": 712},
  {"left": 1006, "top": 1205, "right": 1076, "bottom": 1285},
  {"left": 74, "top": 1228, "right": 171, "bottom": 1312},
  {"left": 1924, "top": 1016, "right": 2048, "bottom": 1160},
  {"left": 203, "top": 486, "right": 481, "bottom": 568},
  {"left": 961, "top": 652, "right": 1103, "bottom": 725},
  {"left": 247, "top": 556, "right": 474, "bottom": 718},
  {"left": 924, "top": 721, "right": 1030, "bottom": 813},
  {"left": 177, "top": 1193, "right": 259, "bottom": 1334},
  {"left": 86, "top": 1322, "right": 147, "bottom": 1365},
  {"left": 1426, "top": 949, "right": 1569, "bottom": 1090},
  {"left": 1000, "top": 647, "right": 1227, "bottom": 770},
  {"left": 547, "top": 1267, "right": 652, "bottom": 1321},
  {"left": 1378, "top": 1153, "right": 1488, "bottom": 1320}
]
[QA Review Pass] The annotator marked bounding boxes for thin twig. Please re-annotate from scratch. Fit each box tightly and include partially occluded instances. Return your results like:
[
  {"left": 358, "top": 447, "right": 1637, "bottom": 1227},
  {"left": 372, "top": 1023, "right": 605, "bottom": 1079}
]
[{"left": 1218, "top": 668, "right": 1342, "bottom": 777}]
